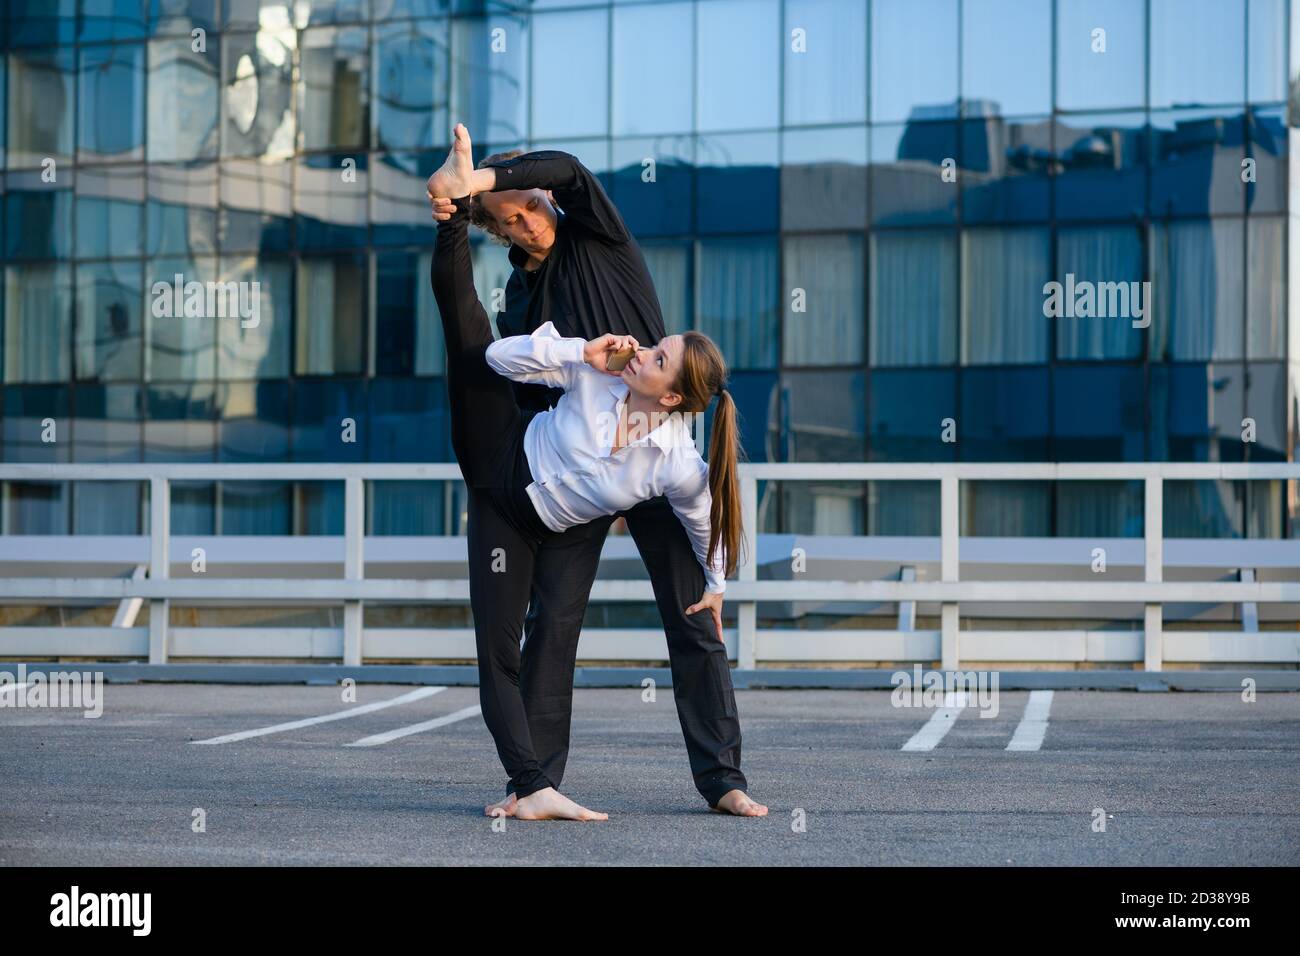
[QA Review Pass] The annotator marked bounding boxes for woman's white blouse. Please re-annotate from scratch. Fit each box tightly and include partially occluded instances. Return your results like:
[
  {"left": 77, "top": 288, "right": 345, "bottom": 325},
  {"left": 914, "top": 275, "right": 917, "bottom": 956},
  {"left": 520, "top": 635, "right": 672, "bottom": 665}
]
[{"left": 484, "top": 321, "right": 727, "bottom": 594}]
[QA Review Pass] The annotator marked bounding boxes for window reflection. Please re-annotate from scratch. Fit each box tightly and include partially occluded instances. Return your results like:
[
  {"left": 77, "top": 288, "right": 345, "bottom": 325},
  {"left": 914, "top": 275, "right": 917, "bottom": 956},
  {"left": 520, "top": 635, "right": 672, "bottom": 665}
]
[
  {"left": 78, "top": 43, "right": 145, "bottom": 163},
  {"left": 781, "top": 234, "right": 864, "bottom": 366},
  {"left": 783, "top": 0, "right": 866, "bottom": 127},
  {"left": 218, "top": 157, "right": 292, "bottom": 251},
  {"left": 612, "top": 2, "right": 692, "bottom": 136},
  {"left": 697, "top": 0, "right": 778, "bottom": 132},
  {"left": 1053, "top": 113, "right": 1147, "bottom": 221},
  {"left": 869, "top": 231, "right": 957, "bottom": 367},
  {"left": 4, "top": 264, "right": 74, "bottom": 383},
  {"left": 295, "top": 254, "right": 367, "bottom": 375},
  {"left": 450, "top": 15, "right": 528, "bottom": 144},
  {"left": 295, "top": 152, "right": 368, "bottom": 249},
  {"left": 870, "top": 122, "right": 958, "bottom": 226},
  {"left": 76, "top": 164, "right": 145, "bottom": 259},
  {"left": 781, "top": 126, "right": 866, "bottom": 232},
  {"left": 871, "top": 0, "right": 958, "bottom": 124},
  {"left": 1149, "top": 109, "right": 1245, "bottom": 217},
  {"left": 1151, "top": 0, "right": 1245, "bottom": 109},
  {"left": 221, "top": 27, "right": 296, "bottom": 158},
  {"left": 7, "top": 46, "right": 76, "bottom": 167},
  {"left": 1055, "top": 0, "right": 1145, "bottom": 112},
  {"left": 961, "top": 0, "right": 1050, "bottom": 119},
  {"left": 75, "top": 260, "right": 143, "bottom": 381},
  {"left": 531, "top": 8, "right": 608, "bottom": 139},
  {"left": 298, "top": 26, "right": 369, "bottom": 151},
  {"left": 373, "top": 18, "right": 448, "bottom": 151},
  {"left": 960, "top": 114, "right": 1051, "bottom": 224},
  {"left": 147, "top": 161, "right": 218, "bottom": 257},
  {"left": 148, "top": 35, "right": 220, "bottom": 162}
]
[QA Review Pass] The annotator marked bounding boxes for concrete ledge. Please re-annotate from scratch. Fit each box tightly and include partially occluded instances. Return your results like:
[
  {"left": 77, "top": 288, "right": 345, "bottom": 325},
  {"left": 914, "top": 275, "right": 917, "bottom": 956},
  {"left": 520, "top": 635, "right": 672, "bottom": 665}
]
[{"left": 1, "top": 662, "right": 1297, "bottom": 691}]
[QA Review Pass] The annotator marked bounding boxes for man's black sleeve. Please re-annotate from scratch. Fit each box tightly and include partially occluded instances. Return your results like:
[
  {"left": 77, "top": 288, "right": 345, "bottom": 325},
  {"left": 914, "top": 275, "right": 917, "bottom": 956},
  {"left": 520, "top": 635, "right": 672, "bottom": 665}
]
[{"left": 480, "top": 150, "right": 631, "bottom": 245}]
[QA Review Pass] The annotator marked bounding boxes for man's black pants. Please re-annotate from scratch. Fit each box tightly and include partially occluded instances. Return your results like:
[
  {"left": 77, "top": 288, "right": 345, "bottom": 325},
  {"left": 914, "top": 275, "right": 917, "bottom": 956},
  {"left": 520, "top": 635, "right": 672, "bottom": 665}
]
[{"left": 509, "top": 495, "right": 749, "bottom": 808}]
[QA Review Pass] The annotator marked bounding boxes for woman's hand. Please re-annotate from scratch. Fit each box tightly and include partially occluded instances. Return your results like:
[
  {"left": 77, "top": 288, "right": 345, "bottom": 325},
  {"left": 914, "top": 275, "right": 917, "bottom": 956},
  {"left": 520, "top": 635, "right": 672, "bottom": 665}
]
[
  {"left": 584, "top": 333, "right": 639, "bottom": 375},
  {"left": 685, "top": 590, "right": 725, "bottom": 643}
]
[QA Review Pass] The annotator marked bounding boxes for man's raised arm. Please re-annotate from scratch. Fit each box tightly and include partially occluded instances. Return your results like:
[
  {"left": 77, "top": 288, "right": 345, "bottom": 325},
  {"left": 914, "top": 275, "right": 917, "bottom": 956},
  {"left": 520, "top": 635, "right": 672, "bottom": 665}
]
[{"left": 478, "top": 151, "right": 632, "bottom": 244}]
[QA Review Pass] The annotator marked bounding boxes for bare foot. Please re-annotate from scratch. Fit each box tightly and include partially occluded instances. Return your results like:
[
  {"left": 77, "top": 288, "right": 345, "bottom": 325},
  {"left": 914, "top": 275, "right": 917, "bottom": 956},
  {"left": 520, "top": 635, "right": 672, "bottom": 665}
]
[
  {"left": 484, "top": 792, "right": 517, "bottom": 818},
  {"left": 710, "top": 789, "right": 769, "bottom": 817},
  {"left": 426, "top": 123, "right": 476, "bottom": 201},
  {"left": 514, "top": 787, "right": 608, "bottom": 821}
]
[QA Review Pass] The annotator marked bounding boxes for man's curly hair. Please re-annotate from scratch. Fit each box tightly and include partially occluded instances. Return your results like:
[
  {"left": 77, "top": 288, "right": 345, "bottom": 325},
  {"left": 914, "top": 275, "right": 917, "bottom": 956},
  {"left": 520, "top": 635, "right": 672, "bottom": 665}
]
[{"left": 469, "top": 150, "right": 525, "bottom": 246}]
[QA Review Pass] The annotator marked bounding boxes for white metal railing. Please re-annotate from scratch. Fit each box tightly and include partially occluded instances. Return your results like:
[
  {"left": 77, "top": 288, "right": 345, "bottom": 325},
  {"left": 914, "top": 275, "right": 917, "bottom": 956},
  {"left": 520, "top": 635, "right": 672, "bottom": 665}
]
[{"left": 1, "top": 462, "right": 1299, "bottom": 670}]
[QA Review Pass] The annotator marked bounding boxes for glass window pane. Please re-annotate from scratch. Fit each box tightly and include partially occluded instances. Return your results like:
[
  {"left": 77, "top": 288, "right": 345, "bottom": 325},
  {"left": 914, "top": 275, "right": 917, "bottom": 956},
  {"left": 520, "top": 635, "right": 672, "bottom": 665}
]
[
  {"left": 221, "top": 28, "right": 296, "bottom": 159},
  {"left": 81, "top": 0, "right": 147, "bottom": 42},
  {"left": 144, "top": 382, "right": 216, "bottom": 461},
  {"left": 868, "top": 369, "right": 957, "bottom": 461},
  {"left": 217, "top": 255, "right": 290, "bottom": 379},
  {"left": 1150, "top": 363, "right": 1245, "bottom": 461},
  {"left": 781, "top": 234, "right": 864, "bottom": 366},
  {"left": 1150, "top": 109, "right": 1246, "bottom": 216},
  {"left": 1053, "top": 112, "right": 1148, "bottom": 221},
  {"left": 371, "top": 151, "right": 439, "bottom": 246},
  {"left": 959, "top": 366, "right": 1049, "bottom": 461},
  {"left": 1149, "top": 219, "right": 1244, "bottom": 362},
  {"left": 1055, "top": 0, "right": 1145, "bottom": 111},
  {"left": 79, "top": 42, "right": 145, "bottom": 162},
  {"left": 217, "top": 380, "right": 289, "bottom": 460},
  {"left": 1054, "top": 224, "right": 1146, "bottom": 361},
  {"left": 145, "top": 256, "right": 219, "bottom": 380},
  {"left": 290, "top": 379, "right": 366, "bottom": 460},
  {"left": 1151, "top": 0, "right": 1246, "bottom": 108},
  {"left": 222, "top": 480, "right": 292, "bottom": 533},
  {"left": 697, "top": 237, "right": 778, "bottom": 370},
  {"left": 1246, "top": 105, "right": 1286, "bottom": 213},
  {"left": 218, "top": 157, "right": 292, "bottom": 252},
  {"left": 3, "top": 385, "right": 72, "bottom": 463},
  {"left": 295, "top": 152, "right": 368, "bottom": 249},
  {"left": 869, "top": 230, "right": 957, "bottom": 366},
  {"left": 871, "top": 0, "right": 958, "bottom": 123},
  {"left": 961, "top": 0, "right": 1050, "bottom": 118},
  {"left": 75, "top": 164, "right": 145, "bottom": 258},
  {"left": 373, "top": 18, "right": 449, "bottom": 151},
  {"left": 1245, "top": 361, "right": 1287, "bottom": 459},
  {"left": 147, "top": 35, "right": 220, "bottom": 162},
  {"left": 612, "top": 2, "right": 692, "bottom": 136},
  {"left": 531, "top": 9, "right": 608, "bottom": 139},
  {"left": 640, "top": 241, "right": 692, "bottom": 336},
  {"left": 73, "top": 384, "right": 142, "bottom": 462},
  {"left": 7, "top": 46, "right": 76, "bottom": 167},
  {"left": 1246, "top": 216, "right": 1285, "bottom": 359},
  {"left": 4, "top": 482, "right": 70, "bottom": 531},
  {"left": 1052, "top": 365, "right": 1147, "bottom": 460},
  {"left": 785, "top": 369, "right": 865, "bottom": 461},
  {"left": 697, "top": 0, "right": 779, "bottom": 132},
  {"left": 870, "top": 121, "right": 958, "bottom": 226},
  {"left": 376, "top": 250, "right": 446, "bottom": 376},
  {"left": 298, "top": 26, "right": 368, "bottom": 151},
  {"left": 4, "top": 265, "right": 73, "bottom": 383},
  {"left": 783, "top": 0, "right": 866, "bottom": 126},
  {"left": 295, "top": 254, "right": 367, "bottom": 375},
  {"left": 450, "top": 15, "right": 529, "bottom": 144},
  {"left": 4, "top": 170, "right": 75, "bottom": 260},
  {"left": 221, "top": 1, "right": 293, "bottom": 31},
  {"left": 960, "top": 227, "right": 1049, "bottom": 364},
  {"left": 75, "top": 260, "right": 143, "bottom": 381},
  {"left": 960, "top": 115, "right": 1051, "bottom": 223},
  {"left": 781, "top": 126, "right": 866, "bottom": 232},
  {"left": 1248, "top": 0, "right": 1288, "bottom": 102},
  {"left": 147, "top": 161, "right": 218, "bottom": 257},
  {"left": 147, "top": 0, "right": 219, "bottom": 37},
  {"left": 8, "top": 1, "right": 78, "bottom": 47},
  {"left": 610, "top": 137, "right": 693, "bottom": 236},
  {"left": 696, "top": 132, "right": 778, "bottom": 234},
  {"left": 962, "top": 481, "right": 1050, "bottom": 535},
  {"left": 370, "top": 378, "right": 448, "bottom": 462},
  {"left": 1056, "top": 481, "right": 1144, "bottom": 537}
]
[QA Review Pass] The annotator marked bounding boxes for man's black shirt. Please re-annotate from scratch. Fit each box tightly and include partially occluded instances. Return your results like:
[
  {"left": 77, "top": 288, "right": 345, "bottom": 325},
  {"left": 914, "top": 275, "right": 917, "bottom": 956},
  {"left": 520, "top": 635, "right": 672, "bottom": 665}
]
[{"left": 482, "top": 150, "right": 668, "bottom": 412}]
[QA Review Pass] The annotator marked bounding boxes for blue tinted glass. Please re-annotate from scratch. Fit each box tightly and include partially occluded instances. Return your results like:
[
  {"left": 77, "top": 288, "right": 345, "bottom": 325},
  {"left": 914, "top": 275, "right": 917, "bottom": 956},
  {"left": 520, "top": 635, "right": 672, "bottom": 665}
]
[
  {"left": 75, "top": 260, "right": 143, "bottom": 381},
  {"left": 291, "top": 379, "right": 367, "bottom": 462},
  {"left": 295, "top": 153, "right": 369, "bottom": 250},
  {"left": 1052, "top": 365, "right": 1147, "bottom": 460},
  {"left": 80, "top": 0, "right": 147, "bottom": 42},
  {"left": 960, "top": 227, "right": 1050, "bottom": 364},
  {"left": 450, "top": 15, "right": 528, "bottom": 144},
  {"left": 147, "top": 0, "right": 218, "bottom": 36},
  {"left": 72, "top": 384, "right": 143, "bottom": 463},
  {"left": 4, "top": 264, "right": 73, "bottom": 383},
  {"left": 1244, "top": 362, "right": 1286, "bottom": 459},
  {"left": 370, "top": 377, "right": 449, "bottom": 462},
  {"left": 222, "top": 480, "right": 292, "bottom": 533},
  {"left": 1151, "top": 0, "right": 1246, "bottom": 108},
  {"left": 7, "top": 0, "right": 78, "bottom": 46},
  {"left": 221, "top": 0, "right": 293, "bottom": 30},
  {"left": 1248, "top": 0, "right": 1288, "bottom": 102},
  {"left": 376, "top": 252, "right": 419, "bottom": 376},
  {"left": 531, "top": 8, "right": 608, "bottom": 139},
  {"left": 610, "top": 138, "right": 694, "bottom": 237},
  {"left": 960, "top": 115, "right": 1051, "bottom": 223},
  {"left": 295, "top": 254, "right": 367, "bottom": 375},
  {"left": 697, "top": 237, "right": 779, "bottom": 370},
  {"left": 781, "top": 234, "right": 864, "bottom": 366},
  {"left": 1055, "top": 0, "right": 1145, "bottom": 111},
  {"left": 76, "top": 164, "right": 145, "bottom": 258},
  {"left": 221, "top": 28, "right": 296, "bottom": 160},
  {"left": 963, "top": 480, "right": 1050, "bottom": 535},
  {"left": 147, "top": 162, "right": 218, "bottom": 257},
  {"left": 217, "top": 380, "right": 289, "bottom": 461},
  {"left": 612, "top": 2, "right": 693, "bottom": 136},
  {"left": 78, "top": 43, "right": 145, "bottom": 162},
  {"left": 371, "top": 151, "right": 438, "bottom": 246},
  {"left": 7, "top": 46, "right": 76, "bottom": 166},
  {"left": 696, "top": 132, "right": 778, "bottom": 234},
  {"left": 871, "top": 0, "right": 958, "bottom": 123},
  {"left": 870, "top": 122, "right": 958, "bottom": 226},
  {"left": 783, "top": 0, "right": 866, "bottom": 126},
  {"left": 147, "top": 36, "right": 220, "bottom": 162},
  {"left": 1055, "top": 481, "right": 1144, "bottom": 536},
  {"left": 868, "top": 369, "right": 957, "bottom": 461},
  {"left": 1053, "top": 112, "right": 1148, "bottom": 221},
  {"left": 298, "top": 26, "right": 368, "bottom": 151},
  {"left": 2, "top": 385, "right": 72, "bottom": 463},
  {"left": 869, "top": 230, "right": 957, "bottom": 366},
  {"left": 1149, "top": 109, "right": 1246, "bottom": 217},
  {"left": 961, "top": 0, "right": 1050, "bottom": 118},
  {"left": 217, "top": 255, "right": 291, "bottom": 379},
  {"left": 218, "top": 158, "right": 292, "bottom": 252},
  {"left": 5, "top": 177, "right": 74, "bottom": 259},
  {"left": 697, "top": 0, "right": 779, "bottom": 132},
  {"left": 725, "top": 371, "right": 777, "bottom": 464},
  {"left": 373, "top": 0, "right": 449, "bottom": 16},
  {"left": 1246, "top": 216, "right": 1285, "bottom": 359},
  {"left": 1246, "top": 106, "right": 1286, "bottom": 213},
  {"left": 1054, "top": 225, "right": 1146, "bottom": 361},
  {"left": 1149, "top": 363, "right": 1245, "bottom": 461},
  {"left": 781, "top": 126, "right": 866, "bottom": 232},
  {"left": 960, "top": 366, "right": 1048, "bottom": 461},
  {"left": 145, "top": 257, "right": 219, "bottom": 381},
  {"left": 1149, "top": 219, "right": 1244, "bottom": 362},
  {"left": 291, "top": 0, "right": 368, "bottom": 26},
  {"left": 373, "top": 19, "right": 449, "bottom": 151},
  {"left": 784, "top": 369, "right": 866, "bottom": 461},
  {"left": 640, "top": 241, "right": 692, "bottom": 335},
  {"left": 144, "top": 382, "right": 217, "bottom": 461}
]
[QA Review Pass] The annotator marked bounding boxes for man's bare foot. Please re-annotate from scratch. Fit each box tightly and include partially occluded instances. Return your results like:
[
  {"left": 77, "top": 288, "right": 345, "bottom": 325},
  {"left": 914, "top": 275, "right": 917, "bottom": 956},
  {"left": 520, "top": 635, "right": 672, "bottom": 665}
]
[
  {"left": 710, "top": 789, "right": 769, "bottom": 816},
  {"left": 484, "top": 792, "right": 517, "bottom": 818},
  {"left": 426, "top": 122, "right": 476, "bottom": 201},
  {"left": 514, "top": 787, "right": 608, "bottom": 821}
]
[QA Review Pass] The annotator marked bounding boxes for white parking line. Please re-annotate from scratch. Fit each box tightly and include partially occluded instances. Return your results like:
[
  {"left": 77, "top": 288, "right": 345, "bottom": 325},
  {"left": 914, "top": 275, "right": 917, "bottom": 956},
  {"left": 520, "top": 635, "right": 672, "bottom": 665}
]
[
  {"left": 190, "top": 687, "right": 447, "bottom": 745},
  {"left": 901, "top": 691, "right": 969, "bottom": 751},
  {"left": 1006, "top": 690, "right": 1054, "bottom": 752},
  {"left": 346, "top": 705, "right": 483, "bottom": 747},
  {"left": 0, "top": 682, "right": 31, "bottom": 698}
]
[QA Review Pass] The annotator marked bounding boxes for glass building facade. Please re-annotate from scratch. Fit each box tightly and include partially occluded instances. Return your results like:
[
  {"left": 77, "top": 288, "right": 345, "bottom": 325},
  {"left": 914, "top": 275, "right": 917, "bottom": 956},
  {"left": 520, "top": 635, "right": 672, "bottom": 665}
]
[{"left": 0, "top": 0, "right": 1296, "bottom": 540}]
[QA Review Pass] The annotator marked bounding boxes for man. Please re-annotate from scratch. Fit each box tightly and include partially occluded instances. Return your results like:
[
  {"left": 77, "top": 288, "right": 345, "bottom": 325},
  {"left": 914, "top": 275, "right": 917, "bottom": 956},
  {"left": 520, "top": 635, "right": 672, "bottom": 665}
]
[{"left": 427, "top": 124, "right": 766, "bottom": 817}]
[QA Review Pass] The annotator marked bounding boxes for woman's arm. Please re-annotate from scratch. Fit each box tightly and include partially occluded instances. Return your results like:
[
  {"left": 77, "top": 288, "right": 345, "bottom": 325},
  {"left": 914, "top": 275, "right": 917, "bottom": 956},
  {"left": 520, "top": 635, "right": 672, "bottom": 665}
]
[{"left": 484, "top": 322, "right": 640, "bottom": 388}]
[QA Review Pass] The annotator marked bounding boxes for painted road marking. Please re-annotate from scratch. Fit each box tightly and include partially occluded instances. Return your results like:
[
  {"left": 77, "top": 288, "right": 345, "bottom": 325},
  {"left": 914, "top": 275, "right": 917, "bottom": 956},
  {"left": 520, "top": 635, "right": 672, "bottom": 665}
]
[
  {"left": 901, "top": 691, "right": 969, "bottom": 751},
  {"left": 346, "top": 705, "right": 483, "bottom": 747},
  {"left": 190, "top": 687, "right": 447, "bottom": 745},
  {"left": 1006, "top": 690, "right": 1054, "bottom": 752}
]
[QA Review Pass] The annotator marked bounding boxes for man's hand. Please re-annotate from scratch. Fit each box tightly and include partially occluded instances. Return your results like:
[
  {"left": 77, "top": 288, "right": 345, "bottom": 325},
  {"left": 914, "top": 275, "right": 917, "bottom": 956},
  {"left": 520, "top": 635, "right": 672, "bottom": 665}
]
[
  {"left": 583, "top": 333, "right": 639, "bottom": 375},
  {"left": 685, "top": 590, "right": 724, "bottom": 643}
]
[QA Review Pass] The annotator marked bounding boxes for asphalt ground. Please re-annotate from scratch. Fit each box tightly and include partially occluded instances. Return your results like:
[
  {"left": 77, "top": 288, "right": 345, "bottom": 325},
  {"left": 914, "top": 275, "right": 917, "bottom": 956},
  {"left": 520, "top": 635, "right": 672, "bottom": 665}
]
[{"left": 1, "top": 683, "right": 1297, "bottom": 866}]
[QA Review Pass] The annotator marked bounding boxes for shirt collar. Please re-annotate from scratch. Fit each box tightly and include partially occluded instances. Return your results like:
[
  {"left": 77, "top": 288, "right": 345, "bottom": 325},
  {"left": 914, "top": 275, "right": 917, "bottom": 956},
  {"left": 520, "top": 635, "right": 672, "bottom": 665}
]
[{"left": 605, "top": 381, "right": 688, "bottom": 451}]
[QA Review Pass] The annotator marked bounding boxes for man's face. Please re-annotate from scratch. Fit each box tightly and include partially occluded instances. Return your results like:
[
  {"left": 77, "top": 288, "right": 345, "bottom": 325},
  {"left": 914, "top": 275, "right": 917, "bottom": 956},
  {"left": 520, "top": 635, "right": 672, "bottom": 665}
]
[
  {"left": 621, "top": 334, "right": 685, "bottom": 408},
  {"left": 479, "top": 188, "right": 558, "bottom": 255}
]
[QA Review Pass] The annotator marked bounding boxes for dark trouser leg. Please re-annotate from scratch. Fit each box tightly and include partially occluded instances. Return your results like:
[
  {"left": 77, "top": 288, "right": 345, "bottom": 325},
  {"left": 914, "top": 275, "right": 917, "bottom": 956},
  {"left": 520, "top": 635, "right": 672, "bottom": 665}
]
[
  {"left": 466, "top": 488, "right": 552, "bottom": 798},
  {"left": 622, "top": 496, "right": 749, "bottom": 807},
  {"left": 506, "top": 515, "right": 616, "bottom": 796}
]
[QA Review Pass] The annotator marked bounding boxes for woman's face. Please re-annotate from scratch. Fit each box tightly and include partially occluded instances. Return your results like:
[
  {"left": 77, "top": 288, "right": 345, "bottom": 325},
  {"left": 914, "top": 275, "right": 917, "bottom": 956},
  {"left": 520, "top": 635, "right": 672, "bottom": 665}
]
[{"left": 621, "top": 334, "right": 685, "bottom": 408}]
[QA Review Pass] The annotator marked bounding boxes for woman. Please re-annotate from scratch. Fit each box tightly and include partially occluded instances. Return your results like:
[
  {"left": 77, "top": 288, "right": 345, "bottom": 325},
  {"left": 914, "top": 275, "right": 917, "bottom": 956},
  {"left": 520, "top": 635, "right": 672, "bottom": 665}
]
[{"left": 430, "top": 188, "right": 748, "bottom": 822}]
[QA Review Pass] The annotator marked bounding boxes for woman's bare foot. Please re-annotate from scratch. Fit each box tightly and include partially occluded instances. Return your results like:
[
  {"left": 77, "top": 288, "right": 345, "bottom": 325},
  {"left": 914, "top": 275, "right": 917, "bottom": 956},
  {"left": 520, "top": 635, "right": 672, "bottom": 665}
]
[
  {"left": 484, "top": 792, "right": 517, "bottom": 818},
  {"left": 426, "top": 123, "right": 477, "bottom": 201},
  {"left": 514, "top": 787, "right": 608, "bottom": 821},
  {"left": 710, "top": 789, "right": 769, "bottom": 816}
]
